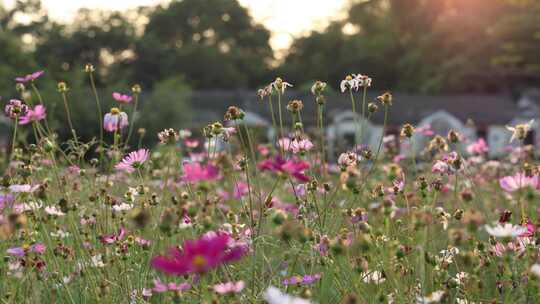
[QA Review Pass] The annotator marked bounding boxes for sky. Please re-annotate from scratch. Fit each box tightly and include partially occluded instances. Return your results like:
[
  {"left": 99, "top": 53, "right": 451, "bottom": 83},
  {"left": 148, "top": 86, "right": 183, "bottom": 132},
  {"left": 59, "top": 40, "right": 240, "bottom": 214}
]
[{"left": 4, "top": 0, "right": 349, "bottom": 52}]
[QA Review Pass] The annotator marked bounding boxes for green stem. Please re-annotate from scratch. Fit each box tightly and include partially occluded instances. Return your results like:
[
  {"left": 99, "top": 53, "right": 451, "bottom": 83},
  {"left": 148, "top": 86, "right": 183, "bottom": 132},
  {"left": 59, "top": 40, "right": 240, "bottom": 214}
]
[
  {"left": 349, "top": 89, "right": 360, "bottom": 146},
  {"left": 10, "top": 117, "right": 18, "bottom": 160},
  {"left": 125, "top": 93, "right": 139, "bottom": 148},
  {"left": 89, "top": 72, "right": 104, "bottom": 163},
  {"left": 61, "top": 92, "right": 78, "bottom": 145}
]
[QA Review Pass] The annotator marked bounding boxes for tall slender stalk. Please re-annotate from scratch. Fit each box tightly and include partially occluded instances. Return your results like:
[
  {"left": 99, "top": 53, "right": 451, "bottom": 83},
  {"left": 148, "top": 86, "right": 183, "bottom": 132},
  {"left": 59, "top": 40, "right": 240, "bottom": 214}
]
[
  {"left": 125, "top": 93, "right": 139, "bottom": 148},
  {"left": 88, "top": 72, "right": 104, "bottom": 163},
  {"left": 349, "top": 89, "right": 360, "bottom": 146},
  {"left": 10, "top": 117, "right": 18, "bottom": 161},
  {"left": 277, "top": 92, "right": 285, "bottom": 146},
  {"left": 359, "top": 86, "right": 367, "bottom": 144},
  {"left": 61, "top": 91, "right": 78, "bottom": 145}
]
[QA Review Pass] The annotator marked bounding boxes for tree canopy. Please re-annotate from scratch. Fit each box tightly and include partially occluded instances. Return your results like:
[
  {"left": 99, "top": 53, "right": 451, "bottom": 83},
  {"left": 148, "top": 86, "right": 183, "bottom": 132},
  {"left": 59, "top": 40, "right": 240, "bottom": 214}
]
[{"left": 0, "top": 0, "right": 539, "bottom": 94}]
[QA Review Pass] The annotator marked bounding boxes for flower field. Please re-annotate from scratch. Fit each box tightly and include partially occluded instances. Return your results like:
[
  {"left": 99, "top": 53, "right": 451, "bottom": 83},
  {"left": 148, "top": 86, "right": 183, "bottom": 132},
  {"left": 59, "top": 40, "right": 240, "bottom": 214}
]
[{"left": 2, "top": 71, "right": 540, "bottom": 303}]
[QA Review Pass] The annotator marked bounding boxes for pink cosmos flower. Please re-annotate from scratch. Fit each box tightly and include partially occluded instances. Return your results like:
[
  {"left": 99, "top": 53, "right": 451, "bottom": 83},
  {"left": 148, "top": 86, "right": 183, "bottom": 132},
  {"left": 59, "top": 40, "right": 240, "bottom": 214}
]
[
  {"left": 9, "top": 184, "right": 39, "bottom": 193},
  {"left": 233, "top": 182, "right": 249, "bottom": 199},
  {"left": 182, "top": 162, "right": 220, "bottom": 182},
  {"left": 290, "top": 138, "right": 314, "bottom": 154},
  {"left": 282, "top": 274, "right": 321, "bottom": 285},
  {"left": 7, "top": 243, "right": 46, "bottom": 257},
  {"left": 67, "top": 165, "right": 81, "bottom": 174},
  {"left": 15, "top": 70, "right": 44, "bottom": 83},
  {"left": 100, "top": 227, "right": 126, "bottom": 244},
  {"left": 499, "top": 172, "right": 539, "bottom": 193},
  {"left": 151, "top": 278, "right": 191, "bottom": 293},
  {"left": 432, "top": 160, "right": 449, "bottom": 175},
  {"left": 19, "top": 105, "right": 46, "bottom": 125},
  {"left": 104, "top": 108, "right": 129, "bottom": 132},
  {"left": 415, "top": 125, "right": 434, "bottom": 136},
  {"left": 115, "top": 149, "right": 150, "bottom": 173},
  {"left": 278, "top": 137, "right": 292, "bottom": 151},
  {"left": 257, "top": 144, "right": 270, "bottom": 156},
  {"left": 258, "top": 157, "right": 310, "bottom": 182},
  {"left": 4, "top": 99, "right": 28, "bottom": 119},
  {"left": 466, "top": 138, "right": 489, "bottom": 155},
  {"left": 151, "top": 232, "right": 248, "bottom": 276},
  {"left": 213, "top": 281, "right": 245, "bottom": 294},
  {"left": 184, "top": 139, "right": 199, "bottom": 149},
  {"left": 112, "top": 92, "right": 133, "bottom": 104}
]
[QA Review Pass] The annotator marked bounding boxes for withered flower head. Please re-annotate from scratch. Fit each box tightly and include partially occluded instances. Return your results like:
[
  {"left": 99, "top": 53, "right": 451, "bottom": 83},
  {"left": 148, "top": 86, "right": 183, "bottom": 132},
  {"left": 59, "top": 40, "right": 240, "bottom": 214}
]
[
  {"left": 376, "top": 92, "right": 393, "bottom": 106},
  {"left": 286, "top": 100, "right": 304, "bottom": 113},
  {"left": 311, "top": 80, "right": 327, "bottom": 96},
  {"left": 224, "top": 106, "right": 245, "bottom": 121},
  {"left": 157, "top": 128, "right": 180, "bottom": 144},
  {"left": 400, "top": 123, "right": 415, "bottom": 138},
  {"left": 447, "top": 129, "right": 460, "bottom": 143},
  {"left": 428, "top": 135, "right": 449, "bottom": 152}
]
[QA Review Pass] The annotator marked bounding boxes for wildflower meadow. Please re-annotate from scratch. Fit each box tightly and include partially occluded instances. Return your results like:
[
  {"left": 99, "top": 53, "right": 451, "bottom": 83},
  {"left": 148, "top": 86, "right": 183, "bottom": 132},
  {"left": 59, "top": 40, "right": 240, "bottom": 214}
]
[{"left": 2, "top": 69, "right": 540, "bottom": 304}]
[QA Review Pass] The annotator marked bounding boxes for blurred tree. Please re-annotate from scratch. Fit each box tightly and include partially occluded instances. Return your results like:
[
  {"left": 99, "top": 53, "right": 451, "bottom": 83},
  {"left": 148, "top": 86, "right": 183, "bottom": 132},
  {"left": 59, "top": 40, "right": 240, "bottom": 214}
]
[
  {"left": 33, "top": 9, "right": 138, "bottom": 86},
  {"left": 132, "top": 0, "right": 273, "bottom": 89},
  {"left": 281, "top": 0, "right": 540, "bottom": 94},
  {"left": 137, "top": 76, "right": 193, "bottom": 145}
]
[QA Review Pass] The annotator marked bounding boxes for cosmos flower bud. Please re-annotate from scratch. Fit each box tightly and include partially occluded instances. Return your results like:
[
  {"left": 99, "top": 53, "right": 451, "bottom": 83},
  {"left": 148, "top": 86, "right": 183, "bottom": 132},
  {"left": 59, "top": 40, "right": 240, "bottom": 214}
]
[
  {"left": 377, "top": 92, "right": 392, "bottom": 106},
  {"left": 316, "top": 95, "right": 326, "bottom": 105},
  {"left": 57, "top": 81, "right": 68, "bottom": 93},
  {"left": 15, "top": 83, "right": 25, "bottom": 92},
  {"left": 367, "top": 102, "right": 378, "bottom": 113},
  {"left": 85, "top": 63, "right": 95, "bottom": 73},
  {"left": 271, "top": 210, "right": 287, "bottom": 225},
  {"left": 447, "top": 129, "right": 460, "bottom": 143},
  {"left": 131, "top": 84, "right": 142, "bottom": 94}
]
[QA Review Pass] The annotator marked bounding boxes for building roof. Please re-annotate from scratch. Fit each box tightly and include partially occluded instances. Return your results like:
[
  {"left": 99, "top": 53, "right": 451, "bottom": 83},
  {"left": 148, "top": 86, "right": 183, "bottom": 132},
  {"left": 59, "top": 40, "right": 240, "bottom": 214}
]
[{"left": 188, "top": 90, "right": 519, "bottom": 128}]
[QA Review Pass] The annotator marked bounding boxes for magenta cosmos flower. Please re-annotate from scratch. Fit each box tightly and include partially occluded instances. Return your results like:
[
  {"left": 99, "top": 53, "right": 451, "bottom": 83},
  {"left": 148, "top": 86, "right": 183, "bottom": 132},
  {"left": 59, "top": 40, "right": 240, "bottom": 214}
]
[
  {"left": 115, "top": 149, "right": 150, "bottom": 173},
  {"left": 258, "top": 157, "right": 310, "bottom": 182},
  {"left": 104, "top": 107, "right": 129, "bottom": 132},
  {"left": 151, "top": 232, "right": 247, "bottom": 276},
  {"left": 499, "top": 172, "right": 539, "bottom": 193},
  {"left": 19, "top": 105, "right": 46, "bottom": 125},
  {"left": 112, "top": 92, "right": 133, "bottom": 104},
  {"left": 15, "top": 70, "right": 44, "bottom": 83},
  {"left": 182, "top": 162, "right": 220, "bottom": 182}
]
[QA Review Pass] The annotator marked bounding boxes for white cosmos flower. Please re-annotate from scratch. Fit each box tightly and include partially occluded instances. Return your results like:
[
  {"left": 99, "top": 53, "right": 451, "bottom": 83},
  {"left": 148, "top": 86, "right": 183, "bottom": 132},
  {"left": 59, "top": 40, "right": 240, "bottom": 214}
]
[
  {"left": 112, "top": 202, "right": 134, "bottom": 212},
  {"left": 416, "top": 290, "right": 446, "bottom": 303},
  {"left": 530, "top": 264, "right": 540, "bottom": 278},
  {"left": 362, "top": 270, "right": 386, "bottom": 284},
  {"left": 506, "top": 119, "right": 534, "bottom": 142},
  {"left": 90, "top": 254, "right": 105, "bottom": 268},
  {"left": 263, "top": 286, "right": 312, "bottom": 304},
  {"left": 340, "top": 77, "right": 357, "bottom": 93},
  {"left": 50, "top": 229, "right": 70, "bottom": 239},
  {"left": 484, "top": 223, "right": 527, "bottom": 238},
  {"left": 45, "top": 206, "right": 65, "bottom": 216},
  {"left": 352, "top": 74, "right": 372, "bottom": 88}
]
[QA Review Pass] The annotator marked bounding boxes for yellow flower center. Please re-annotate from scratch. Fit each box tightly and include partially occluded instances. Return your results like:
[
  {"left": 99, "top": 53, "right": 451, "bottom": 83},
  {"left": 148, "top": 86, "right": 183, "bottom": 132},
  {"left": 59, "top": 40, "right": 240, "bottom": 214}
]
[
  {"left": 111, "top": 107, "right": 120, "bottom": 115},
  {"left": 192, "top": 255, "right": 207, "bottom": 269}
]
